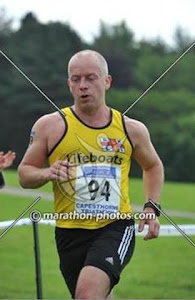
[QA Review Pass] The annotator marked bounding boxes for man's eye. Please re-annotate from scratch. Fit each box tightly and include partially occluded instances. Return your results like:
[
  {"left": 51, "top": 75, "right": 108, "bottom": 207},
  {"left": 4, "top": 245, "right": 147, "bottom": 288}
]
[
  {"left": 71, "top": 77, "right": 79, "bottom": 82},
  {"left": 88, "top": 76, "right": 96, "bottom": 81}
]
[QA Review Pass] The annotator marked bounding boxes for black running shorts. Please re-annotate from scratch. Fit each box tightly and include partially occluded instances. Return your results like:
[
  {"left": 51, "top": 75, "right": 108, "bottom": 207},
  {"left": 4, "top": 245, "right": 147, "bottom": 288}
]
[{"left": 55, "top": 219, "right": 135, "bottom": 298}]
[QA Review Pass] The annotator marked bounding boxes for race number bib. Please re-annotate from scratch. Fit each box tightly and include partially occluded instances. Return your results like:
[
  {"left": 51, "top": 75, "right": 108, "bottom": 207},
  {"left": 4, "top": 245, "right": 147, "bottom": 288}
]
[{"left": 75, "top": 164, "right": 121, "bottom": 215}]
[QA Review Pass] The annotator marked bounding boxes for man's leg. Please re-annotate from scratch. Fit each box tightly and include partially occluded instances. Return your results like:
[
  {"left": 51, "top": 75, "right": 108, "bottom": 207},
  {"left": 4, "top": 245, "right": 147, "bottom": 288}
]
[
  {"left": 75, "top": 266, "right": 112, "bottom": 299},
  {"left": 75, "top": 219, "right": 135, "bottom": 299},
  {"left": 55, "top": 227, "right": 94, "bottom": 298}
]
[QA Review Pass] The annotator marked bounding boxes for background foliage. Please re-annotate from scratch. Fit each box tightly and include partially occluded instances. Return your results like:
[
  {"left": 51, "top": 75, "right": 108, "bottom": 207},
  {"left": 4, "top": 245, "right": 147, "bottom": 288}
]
[{"left": 0, "top": 10, "right": 194, "bottom": 181}]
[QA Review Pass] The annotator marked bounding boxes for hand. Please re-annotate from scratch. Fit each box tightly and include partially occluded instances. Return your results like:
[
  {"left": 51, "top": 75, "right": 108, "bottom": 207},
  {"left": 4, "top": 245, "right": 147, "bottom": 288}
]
[
  {"left": 46, "top": 160, "right": 76, "bottom": 182},
  {"left": 0, "top": 151, "right": 16, "bottom": 169},
  {"left": 138, "top": 208, "right": 160, "bottom": 240}
]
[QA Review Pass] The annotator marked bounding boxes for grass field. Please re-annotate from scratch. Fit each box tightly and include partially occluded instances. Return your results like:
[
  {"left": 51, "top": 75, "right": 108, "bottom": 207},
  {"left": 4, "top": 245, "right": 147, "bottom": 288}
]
[{"left": 0, "top": 171, "right": 195, "bottom": 299}]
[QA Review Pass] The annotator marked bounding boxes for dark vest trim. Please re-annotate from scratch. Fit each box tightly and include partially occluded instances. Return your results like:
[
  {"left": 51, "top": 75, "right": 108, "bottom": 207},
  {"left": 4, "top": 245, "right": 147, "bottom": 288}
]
[
  {"left": 48, "top": 111, "right": 68, "bottom": 157},
  {"left": 121, "top": 114, "right": 134, "bottom": 150},
  {"left": 70, "top": 107, "right": 113, "bottom": 129}
]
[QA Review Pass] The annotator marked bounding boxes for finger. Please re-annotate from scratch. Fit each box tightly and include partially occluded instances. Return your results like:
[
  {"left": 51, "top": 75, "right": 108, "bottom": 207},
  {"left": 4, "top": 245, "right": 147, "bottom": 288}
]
[
  {"left": 49, "top": 173, "right": 58, "bottom": 181},
  {"left": 144, "top": 222, "right": 154, "bottom": 240},
  {"left": 144, "top": 231, "right": 155, "bottom": 240},
  {"left": 58, "top": 160, "right": 69, "bottom": 166},
  {"left": 60, "top": 161, "right": 77, "bottom": 168},
  {"left": 56, "top": 167, "right": 73, "bottom": 182},
  {"left": 51, "top": 162, "right": 76, "bottom": 182},
  {"left": 3, "top": 151, "right": 12, "bottom": 158},
  {"left": 54, "top": 161, "right": 71, "bottom": 169},
  {"left": 53, "top": 162, "right": 67, "bottom": 173},
  {"left": 11, "top": 152, "right": 16, "bottom": 158},
  {"left": 3, "top": 155, "right": 15, "bottom": 167},
  {"left": 58, "top": 163, "right": 76, "bottom": 176},
  {"left": 154, "top": 222, "right": 160, "bottom": 237},
  {"left": 49, "top": 168, "right": 63, "bottom": 182},
  {"left": 0, "top": 157, "right": 4, "bottom": 163},
  {"left": 144, "top": 222, "right": 157, "bottom": 240},
  {"left": 138, "top": 219, "right": 145, "bottom": 232}
]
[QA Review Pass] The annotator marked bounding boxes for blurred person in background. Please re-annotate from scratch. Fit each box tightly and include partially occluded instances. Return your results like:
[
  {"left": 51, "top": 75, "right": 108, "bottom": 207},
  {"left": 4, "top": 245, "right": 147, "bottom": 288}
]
[{"left": 0, "top": 150, "right": 16, "bottom": 188}]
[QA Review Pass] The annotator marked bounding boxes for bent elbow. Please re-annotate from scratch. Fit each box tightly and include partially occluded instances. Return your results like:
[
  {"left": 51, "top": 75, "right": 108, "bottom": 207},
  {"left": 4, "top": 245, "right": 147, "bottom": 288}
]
[
  {"left": 17, "top": 164, "right": 28, "bottom": 188},
  {"left": 19, "top": 179, "right": 29, "bottom": 189}
]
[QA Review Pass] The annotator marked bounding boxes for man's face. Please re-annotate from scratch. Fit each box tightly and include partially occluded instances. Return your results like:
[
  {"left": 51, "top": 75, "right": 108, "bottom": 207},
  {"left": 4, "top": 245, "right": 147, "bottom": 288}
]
[{"left": 67, "top": 55, "right": 112, "bottom": 110}]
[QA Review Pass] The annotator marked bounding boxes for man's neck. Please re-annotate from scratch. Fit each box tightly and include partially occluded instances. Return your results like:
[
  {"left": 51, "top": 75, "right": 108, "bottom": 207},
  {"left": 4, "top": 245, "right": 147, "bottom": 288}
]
[{"left": 72, "top": 105, "right": 111, "bottom": 127}]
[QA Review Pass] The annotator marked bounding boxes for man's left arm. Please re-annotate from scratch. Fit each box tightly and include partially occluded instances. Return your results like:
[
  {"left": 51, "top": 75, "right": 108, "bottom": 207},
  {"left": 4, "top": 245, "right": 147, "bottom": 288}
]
[{"left": 125, "top": 118, "right": 164, "bottom": 240}]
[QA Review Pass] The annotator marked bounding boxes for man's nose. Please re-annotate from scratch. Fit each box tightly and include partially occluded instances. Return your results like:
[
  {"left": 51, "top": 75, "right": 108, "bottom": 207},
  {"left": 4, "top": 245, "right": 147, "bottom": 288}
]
[{"left": 79, "top": 78, "right": 88, "bottom": 90}]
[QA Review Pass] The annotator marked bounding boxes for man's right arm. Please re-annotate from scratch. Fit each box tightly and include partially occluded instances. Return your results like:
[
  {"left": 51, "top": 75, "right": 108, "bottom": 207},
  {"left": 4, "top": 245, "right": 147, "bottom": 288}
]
[
  {"left": 18, "top": 115, "right": 74, "bottom": 189},
  {"left": 18, "top": 116, "right": 53, "bottom": 188}
]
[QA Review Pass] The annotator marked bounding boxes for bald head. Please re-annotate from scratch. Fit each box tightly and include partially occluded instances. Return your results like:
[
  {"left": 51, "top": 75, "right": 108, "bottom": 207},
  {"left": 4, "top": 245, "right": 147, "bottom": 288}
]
[{"left": 68, "top": 50, "right": 109, "bottom": 78}]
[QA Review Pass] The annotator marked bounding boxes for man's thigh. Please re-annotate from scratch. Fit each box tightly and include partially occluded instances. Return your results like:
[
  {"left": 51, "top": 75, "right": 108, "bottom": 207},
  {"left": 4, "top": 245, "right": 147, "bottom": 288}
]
[
  {"left": 55, "top": 227, "right": 96, "bottom": 297},
  {"left": 84, "top": 219, "right": 135, "bottom": 290}
]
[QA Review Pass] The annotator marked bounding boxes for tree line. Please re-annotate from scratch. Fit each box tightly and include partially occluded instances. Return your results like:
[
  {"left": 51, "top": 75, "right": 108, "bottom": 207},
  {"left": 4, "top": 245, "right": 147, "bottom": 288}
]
[{"left": 0, "top": 10, "right": 195, "bottom": 182}]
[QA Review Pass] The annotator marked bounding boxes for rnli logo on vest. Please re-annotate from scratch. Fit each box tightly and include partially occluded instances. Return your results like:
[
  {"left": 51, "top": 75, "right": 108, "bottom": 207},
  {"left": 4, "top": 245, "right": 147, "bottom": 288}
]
[{"left": 98, "top": 136, "right": 125, "bottom": 153}]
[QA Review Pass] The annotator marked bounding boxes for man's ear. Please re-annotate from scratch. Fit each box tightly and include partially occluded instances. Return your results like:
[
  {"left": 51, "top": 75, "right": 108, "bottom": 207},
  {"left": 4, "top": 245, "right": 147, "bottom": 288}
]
[{"left": 105, "top": 75, "right": 112, "bottom": 91}]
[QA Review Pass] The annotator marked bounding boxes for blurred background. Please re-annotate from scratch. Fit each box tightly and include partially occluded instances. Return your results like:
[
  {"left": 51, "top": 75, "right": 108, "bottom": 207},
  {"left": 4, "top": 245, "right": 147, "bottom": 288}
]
[
  {"left": 0, "top": 0, "right": 195, "bottom": 182},
  {"left": 0, "top": 1, "right": 195, "bottom": 299}
]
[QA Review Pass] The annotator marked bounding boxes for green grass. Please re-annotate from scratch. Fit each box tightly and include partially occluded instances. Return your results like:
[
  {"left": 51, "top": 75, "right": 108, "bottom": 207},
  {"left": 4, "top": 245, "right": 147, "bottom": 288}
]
[
  {"left": 0, "top": 171, "right": 195, "bottom": 299},
  {"left": 129, "top": 178, "right": 195, "bottom": 212},
  {"left": 115, "top": 236, "right": 195, "bottom": 299},
  {"left": 0, "top": 225, "right": 69, "bottom": 299},
  {"left": 0, "top": 194, "right": 53, "bottom": 221}
]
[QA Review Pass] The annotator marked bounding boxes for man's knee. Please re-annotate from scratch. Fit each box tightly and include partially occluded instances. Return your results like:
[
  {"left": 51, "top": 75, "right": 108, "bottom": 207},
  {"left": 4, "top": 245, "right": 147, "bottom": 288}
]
[{"left": 75, "top": 266, "right": 110, "bottom": 299}]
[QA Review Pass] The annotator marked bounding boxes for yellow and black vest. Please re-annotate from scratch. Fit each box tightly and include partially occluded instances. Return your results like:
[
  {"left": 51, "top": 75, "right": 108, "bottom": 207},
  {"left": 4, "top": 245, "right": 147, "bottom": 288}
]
[{"left": 49, "top": 107, "right": 133, "bottom": 229}]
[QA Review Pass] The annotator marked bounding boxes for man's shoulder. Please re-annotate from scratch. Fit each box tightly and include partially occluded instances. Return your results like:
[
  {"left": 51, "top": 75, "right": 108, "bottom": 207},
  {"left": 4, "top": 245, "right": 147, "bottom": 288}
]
[
  {"left": 124, "top": 116, "right": 147, "bottom": 132},
  {"left": 38, "top": 111, "right": 64, "bottom": 123},
  {"left": 34, "top": 111, "right": 65, "bottom": 130},
  {"left": 123, "top": 116, "right": 150, "bottom": 144}
]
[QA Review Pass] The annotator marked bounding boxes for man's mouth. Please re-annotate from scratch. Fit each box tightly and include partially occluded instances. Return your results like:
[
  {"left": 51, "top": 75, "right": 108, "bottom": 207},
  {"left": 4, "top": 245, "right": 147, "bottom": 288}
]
[{"left": 80, "top": 94, "right": 90, "bottom": 99}]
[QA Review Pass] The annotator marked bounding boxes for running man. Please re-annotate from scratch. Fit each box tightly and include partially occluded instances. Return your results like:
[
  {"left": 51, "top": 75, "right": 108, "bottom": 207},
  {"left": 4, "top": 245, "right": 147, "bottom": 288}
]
[{"left": 18, "top": 50, "right": 164, "bottom": 299}]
